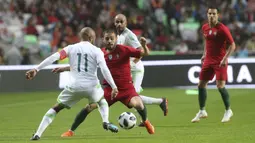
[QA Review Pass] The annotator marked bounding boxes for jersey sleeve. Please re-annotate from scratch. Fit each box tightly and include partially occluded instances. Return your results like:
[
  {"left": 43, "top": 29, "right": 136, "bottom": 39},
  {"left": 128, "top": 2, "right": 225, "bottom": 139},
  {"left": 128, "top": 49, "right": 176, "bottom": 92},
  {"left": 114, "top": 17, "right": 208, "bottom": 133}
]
[
  {"left": 58, "top": 46, "right": 70, "bottom": 60},
  {"left": 35, "top": 52, "right": 60, "bottom": 71},
  {"left": 127, "top": 32, "right": 142, "bottom": 48},
  {"left": 122, "top": 45, "right": 141, "bottom": 58},
  {"left": 221, "top": 26, "right": 234, "bottom": 44},
  {"left": 35, "top": 46, "right": 70, "bottom": 71},
  {"left": 96, "top": 49, "right": 117, "bottom": 89}
]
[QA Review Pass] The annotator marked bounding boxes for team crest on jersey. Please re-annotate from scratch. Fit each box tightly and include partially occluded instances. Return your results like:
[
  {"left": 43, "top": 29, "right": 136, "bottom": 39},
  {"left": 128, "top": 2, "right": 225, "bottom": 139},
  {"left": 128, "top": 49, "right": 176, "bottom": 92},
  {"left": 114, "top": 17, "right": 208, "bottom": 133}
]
[
  {"left": 108, "top": 54, "right": 112, "bottom": 60},
  {"left": 209, "top": 30, "right": 212, "bottom": 35}
]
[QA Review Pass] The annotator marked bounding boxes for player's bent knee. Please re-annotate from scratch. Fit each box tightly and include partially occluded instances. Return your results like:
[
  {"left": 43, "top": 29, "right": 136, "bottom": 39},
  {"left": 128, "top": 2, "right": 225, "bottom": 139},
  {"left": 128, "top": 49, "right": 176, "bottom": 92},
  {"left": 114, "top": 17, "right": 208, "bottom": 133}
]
[
  {"left": 135, "top": 102, "right": 144, "bottom": 110},
  {"left": 216, "top": 84, "right": 225, "bottom": 88},
  {"left": 85, "top": 103, "right": 97, "bottom": 112},
  {"left": 52, "top": 103, "right": 66, "bottom": 113},
  {"left": 216, "top": 80, "right": 225, "bottom": 88},
  {"left": 129, "top": 96, "right": 144, "bottom": 110},
  {"left": 198, "top": 80, "right": 208, "bottom": 88}
]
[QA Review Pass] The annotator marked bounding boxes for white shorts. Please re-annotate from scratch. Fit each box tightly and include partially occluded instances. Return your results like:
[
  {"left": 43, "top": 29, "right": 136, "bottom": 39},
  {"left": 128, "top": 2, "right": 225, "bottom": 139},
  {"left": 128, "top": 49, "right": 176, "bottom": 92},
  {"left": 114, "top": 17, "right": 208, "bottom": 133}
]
[
  {"left": 57, "top": 85, "right": 104, "bottom": 109},
  {"left": 131, "top": 61, "right": 144, "bottom": 94}
]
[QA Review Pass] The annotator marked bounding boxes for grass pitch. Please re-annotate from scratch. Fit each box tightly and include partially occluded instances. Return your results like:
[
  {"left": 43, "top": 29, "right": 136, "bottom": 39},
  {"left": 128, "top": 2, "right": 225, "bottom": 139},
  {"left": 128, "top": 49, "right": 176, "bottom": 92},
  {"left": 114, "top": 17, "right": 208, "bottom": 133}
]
[{"left": 0, "top": 88, "right": 255, "bottom": 143}]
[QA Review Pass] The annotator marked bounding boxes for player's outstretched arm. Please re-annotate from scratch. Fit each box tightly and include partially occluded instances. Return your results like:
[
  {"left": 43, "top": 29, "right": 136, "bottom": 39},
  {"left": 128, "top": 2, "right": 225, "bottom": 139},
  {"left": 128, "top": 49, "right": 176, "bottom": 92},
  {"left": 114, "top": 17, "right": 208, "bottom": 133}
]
[
  {"left": 52, "top": 66, "right": 70, "bottom": 74},
  {"left": 25, "top": 52, "right": 63, "bottom": 80},
  {"left": 139, "top": 37, "right": 150, "bottom": 56}
]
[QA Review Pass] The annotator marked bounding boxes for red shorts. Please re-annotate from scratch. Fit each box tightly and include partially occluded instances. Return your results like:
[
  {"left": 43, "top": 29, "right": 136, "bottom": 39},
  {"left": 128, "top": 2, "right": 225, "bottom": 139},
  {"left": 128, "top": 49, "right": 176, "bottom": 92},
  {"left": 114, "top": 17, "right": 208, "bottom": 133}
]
[
  {"left": 104, "top": 86, "right": 139, "bottom": 108},
  {"left": 199, "top": 64, "right": 227, "bottom": 81}
]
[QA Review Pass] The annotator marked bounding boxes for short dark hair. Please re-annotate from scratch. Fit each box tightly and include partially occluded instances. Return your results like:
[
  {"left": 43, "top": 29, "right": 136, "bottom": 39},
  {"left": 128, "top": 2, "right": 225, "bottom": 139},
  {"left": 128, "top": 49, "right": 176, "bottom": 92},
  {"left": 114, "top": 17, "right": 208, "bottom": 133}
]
[
  {"left": 103, "top": 29, "right": 117, "bottom": 36},
  {"left": 207, "top": 6, "right": 220, "bottom": 13}
]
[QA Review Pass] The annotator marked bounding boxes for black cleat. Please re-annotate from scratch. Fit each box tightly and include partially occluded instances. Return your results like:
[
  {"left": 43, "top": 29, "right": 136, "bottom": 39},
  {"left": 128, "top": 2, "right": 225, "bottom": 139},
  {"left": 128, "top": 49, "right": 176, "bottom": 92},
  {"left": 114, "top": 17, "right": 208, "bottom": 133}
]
[
  {"left": 159, "top": 98, "right": 168, "bottom": 116},
  {"left": 103, "top": 122, "right": 119, "bottom": 133},
  {"left": 30, "top": 134, "right": 40, "bottom": 141}
]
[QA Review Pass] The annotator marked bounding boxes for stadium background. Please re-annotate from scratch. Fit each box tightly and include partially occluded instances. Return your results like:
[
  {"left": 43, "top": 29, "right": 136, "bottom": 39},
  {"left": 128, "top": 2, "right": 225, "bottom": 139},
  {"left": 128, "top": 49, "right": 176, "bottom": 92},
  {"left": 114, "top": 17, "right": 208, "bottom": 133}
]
[
  {"left": 0, "top": 0, "right": 254, "bottom": 91},
  {"left": 0, "top": 0, "right": 255, "bottom": 143}
]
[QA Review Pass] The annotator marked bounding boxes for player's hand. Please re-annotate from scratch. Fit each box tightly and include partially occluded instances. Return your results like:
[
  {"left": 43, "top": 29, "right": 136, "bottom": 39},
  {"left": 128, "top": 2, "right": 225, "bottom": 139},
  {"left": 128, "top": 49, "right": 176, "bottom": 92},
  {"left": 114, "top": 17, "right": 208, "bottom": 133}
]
[
  {"left": 219, "top": 58, "right": 227, "bottom": 67},
  {"left": 111, "top": 88, "right": 118, "bottom": 100},
  {"left": 25, "top": 69, "right": 37, "bottom": 80},
  {"left": 201, "top": 56, "right": 205, "bottom": 65},
  {"left": 140, "top": 37, "right": 147, "bottom": 46}
]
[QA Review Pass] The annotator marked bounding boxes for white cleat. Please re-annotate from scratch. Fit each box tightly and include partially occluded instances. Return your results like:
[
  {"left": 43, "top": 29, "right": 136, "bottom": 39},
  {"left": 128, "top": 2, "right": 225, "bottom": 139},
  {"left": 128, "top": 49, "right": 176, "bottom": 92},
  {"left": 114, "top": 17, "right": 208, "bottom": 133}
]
[
  {"left": 221, "top": 109, "right": 233, "bottom": 123},
  {"left": 191, "top": 110, "right": 208, "bottom": 123}
]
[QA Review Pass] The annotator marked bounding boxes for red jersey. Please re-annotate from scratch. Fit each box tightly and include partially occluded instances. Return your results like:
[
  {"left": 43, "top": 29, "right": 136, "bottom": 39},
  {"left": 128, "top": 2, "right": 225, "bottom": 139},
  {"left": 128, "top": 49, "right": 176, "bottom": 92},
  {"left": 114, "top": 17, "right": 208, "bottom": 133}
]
[
  {"left": 202, "top": 22, "right": 234, "bottom": 64},
  {"left": 101, "top": 44, "right": 141, "bottom": 89}
]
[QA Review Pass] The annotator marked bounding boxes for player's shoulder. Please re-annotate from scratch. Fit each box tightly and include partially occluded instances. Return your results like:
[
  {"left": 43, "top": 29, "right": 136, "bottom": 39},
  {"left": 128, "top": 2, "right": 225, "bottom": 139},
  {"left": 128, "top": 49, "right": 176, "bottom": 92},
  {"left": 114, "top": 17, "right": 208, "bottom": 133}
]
[
  {"left": 101, "top": 47, "right": 107, "bottom": 54},
  {"left": 123, "top": 28, "right": 132, "bottom": 34},
  {"left": 116, "top": 44, "right": 130, "bottom": 50},
  {"left": 217, "top": 22, "right": 229, "bottom": 30},
  {"left": 93, "top": 46, "right": 103, "bottom": 55},
  {"left": 202, "top": 23, "right": 209, "bottom": 30},
  {"left": 125, "top": 28, "right": 137, "bottom": 38}
]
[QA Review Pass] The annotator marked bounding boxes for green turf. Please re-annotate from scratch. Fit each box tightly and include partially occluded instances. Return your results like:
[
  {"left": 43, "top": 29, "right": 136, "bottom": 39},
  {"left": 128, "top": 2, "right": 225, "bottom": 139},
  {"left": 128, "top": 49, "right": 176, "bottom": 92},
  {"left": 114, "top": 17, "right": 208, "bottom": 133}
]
[{"left": 0, "top": 88, "right": 255, "bottom": 143}]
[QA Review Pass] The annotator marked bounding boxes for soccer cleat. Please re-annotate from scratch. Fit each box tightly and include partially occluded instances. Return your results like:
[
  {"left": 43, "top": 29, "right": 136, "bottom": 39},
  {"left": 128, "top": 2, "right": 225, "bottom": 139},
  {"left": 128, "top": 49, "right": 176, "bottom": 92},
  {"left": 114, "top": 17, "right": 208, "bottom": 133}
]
[
  {"left": 144, "top": 120, "right": 155, "bottom": 134},
  {"left": 61, "top": 130, "right": 74, "bottom": 137},
  {"left": 221, "top": 109, "right": 233, "bottom": 123},
  {"left": 159, "top": 98, "right": 168, "bottom": 116},
  {"left": 103, "top": 122, "right": 119, "bottom": 133},
  {"left": 191, "top": 110, "right": 208, "bottom": 123},
  {"left": 30, "top": 134, "right": 40, "bottom": 141}
]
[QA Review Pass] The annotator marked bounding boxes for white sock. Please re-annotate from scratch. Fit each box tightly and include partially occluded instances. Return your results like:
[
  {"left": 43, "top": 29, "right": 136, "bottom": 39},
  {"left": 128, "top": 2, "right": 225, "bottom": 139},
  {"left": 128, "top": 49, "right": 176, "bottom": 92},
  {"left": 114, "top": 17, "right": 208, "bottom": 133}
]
[
  {"left": 97, "top": 99, "right": 109, "bottom": 123},
  {"left": 140, "top": 95, "right": 163, "bottom": 105},
  {"left": 35, "top": 108, "right": 56, "bottom": 137}
]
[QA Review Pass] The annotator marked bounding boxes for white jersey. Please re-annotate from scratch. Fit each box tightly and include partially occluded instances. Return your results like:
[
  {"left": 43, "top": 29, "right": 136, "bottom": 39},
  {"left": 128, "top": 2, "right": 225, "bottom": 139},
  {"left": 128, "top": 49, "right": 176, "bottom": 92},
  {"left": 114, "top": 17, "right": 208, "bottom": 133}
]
[
  {"left": 117, "top": 28, "right": 141, "bottom": 48},
  {"left": 35, "top": 41, "right": 116, "bottom": 91},
  {"left": 117, "top": 28, "right": 144, "bottom": 71}
]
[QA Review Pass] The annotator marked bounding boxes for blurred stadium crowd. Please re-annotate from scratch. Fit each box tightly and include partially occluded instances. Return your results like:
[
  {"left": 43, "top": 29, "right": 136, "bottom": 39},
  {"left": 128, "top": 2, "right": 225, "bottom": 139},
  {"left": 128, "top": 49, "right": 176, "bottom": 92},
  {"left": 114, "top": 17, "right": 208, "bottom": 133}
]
[{"left": 0, "top": 0, "right": 254, "bottom": 65}]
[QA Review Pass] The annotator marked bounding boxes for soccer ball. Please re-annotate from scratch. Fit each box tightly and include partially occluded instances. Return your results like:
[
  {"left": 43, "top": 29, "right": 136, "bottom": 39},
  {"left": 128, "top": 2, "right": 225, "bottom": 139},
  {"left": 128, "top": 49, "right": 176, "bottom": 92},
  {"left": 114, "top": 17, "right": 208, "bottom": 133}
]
[{"left": 118, "top": 112, "right": 137, "bottom": 130}]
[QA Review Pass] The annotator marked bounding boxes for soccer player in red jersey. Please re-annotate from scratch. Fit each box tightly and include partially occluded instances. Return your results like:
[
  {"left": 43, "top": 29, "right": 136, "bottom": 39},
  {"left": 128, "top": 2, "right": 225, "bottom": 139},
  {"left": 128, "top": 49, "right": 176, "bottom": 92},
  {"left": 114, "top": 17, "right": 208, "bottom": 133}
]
[
  {"left": 57, "top": 29, "right": 155, "bottom": 135},
  {"left": 191, "top": 7, "right": 236, "bottom": 123}
]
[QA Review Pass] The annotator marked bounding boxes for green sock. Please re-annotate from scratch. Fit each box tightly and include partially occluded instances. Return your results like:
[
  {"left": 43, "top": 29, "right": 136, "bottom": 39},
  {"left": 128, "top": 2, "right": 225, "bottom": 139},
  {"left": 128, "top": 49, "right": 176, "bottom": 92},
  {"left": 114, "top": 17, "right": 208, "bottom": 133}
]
[
  {"left": 218, "top": 87, "right": 230, "bottom": 110},
  {"left": 137, "top": 106, "right": 147, "bottom": 122},
  {"left": 198, "top": 88, "right": 207, "bottom": 110},
  {"left": 70, "top": 108, "right": 89, "bottom": 131}
]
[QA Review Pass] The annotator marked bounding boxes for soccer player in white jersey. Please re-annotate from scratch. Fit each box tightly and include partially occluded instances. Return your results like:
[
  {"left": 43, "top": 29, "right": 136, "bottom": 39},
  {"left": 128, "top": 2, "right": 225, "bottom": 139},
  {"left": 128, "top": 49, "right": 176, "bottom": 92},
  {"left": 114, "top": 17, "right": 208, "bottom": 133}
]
[
  {"left": 26, "top": 27, "right": 119, "bottom": 141},
  {"left": 114, "top": 14, "right": 168, "bottom": 120}
]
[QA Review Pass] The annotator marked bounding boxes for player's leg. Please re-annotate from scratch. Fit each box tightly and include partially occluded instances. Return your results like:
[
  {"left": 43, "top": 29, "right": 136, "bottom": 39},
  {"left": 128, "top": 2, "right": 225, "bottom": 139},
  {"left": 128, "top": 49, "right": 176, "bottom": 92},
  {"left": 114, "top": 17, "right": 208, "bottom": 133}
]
[
  {"left": 31, "top": 89, "right": 76, "bottom": 140},
  {"left": 122, "top": 86, "right": 154, "bottom": 134},
  {"left": 61, "top": 86, "right": 117, "bottom": 137},
  {"left": 128, "top": 96, "right": 155, "bottom": 134},
  {"left": 61, "top": 103, "right": 97, "bottom": 137},
  {"left": 191, "top": 64, "right": 213, "bottom": 123},
  {"left": 215, "top": 65, "right": 233, "bottom": 122},
  {"left": 132, "top": 69, "right": 168, "bottom": 116},
  {"left": 90, "top": 86, "right": 118, "bottom": 132},
  {"left": 97, "top": 98, "right": 118, "bottom": 132}
]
